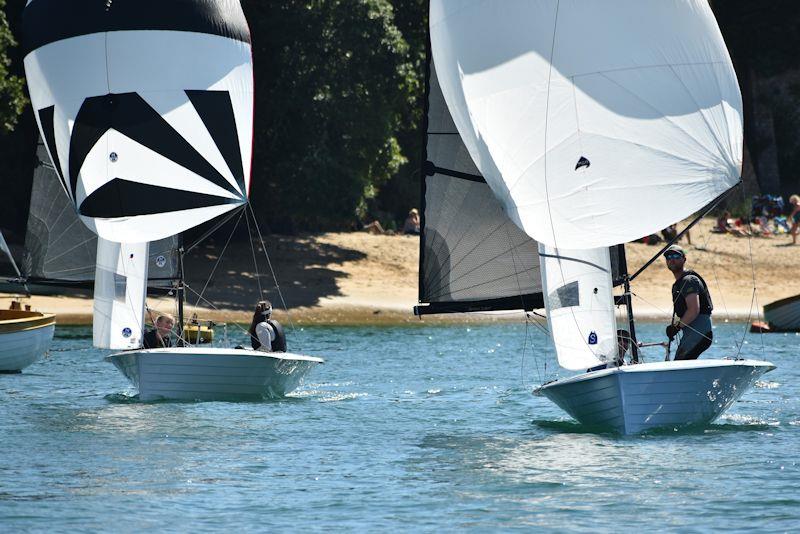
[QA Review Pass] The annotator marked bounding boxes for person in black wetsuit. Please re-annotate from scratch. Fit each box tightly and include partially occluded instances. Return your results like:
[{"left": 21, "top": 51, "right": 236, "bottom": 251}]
[
  {"left": 664, "top": 245, "right": 713, "bottom": 360},
  {"left": 142, "top": 314, "right": 174, "bottom": 349}
]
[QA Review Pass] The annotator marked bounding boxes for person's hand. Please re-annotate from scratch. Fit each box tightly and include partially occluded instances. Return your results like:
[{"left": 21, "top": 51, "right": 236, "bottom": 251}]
[{"left": 666, "top": 323, "right": 680, "bottom": 340}]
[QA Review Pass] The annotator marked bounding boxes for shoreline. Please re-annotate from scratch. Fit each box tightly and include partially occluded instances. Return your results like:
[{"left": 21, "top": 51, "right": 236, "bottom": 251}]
[{"left": 4, "top": 216, "right": 796, "bottom": 327}]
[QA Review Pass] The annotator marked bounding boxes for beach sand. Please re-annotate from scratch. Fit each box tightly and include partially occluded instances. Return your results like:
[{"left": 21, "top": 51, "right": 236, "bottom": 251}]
[{"left": 6, "top": 217, "right": 799, "bottom": 325}]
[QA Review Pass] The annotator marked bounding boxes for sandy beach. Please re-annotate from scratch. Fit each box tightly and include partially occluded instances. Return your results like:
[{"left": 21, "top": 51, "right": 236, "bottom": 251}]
[{"left": 6, "top": 217, "right": 799, "bottom": 325}]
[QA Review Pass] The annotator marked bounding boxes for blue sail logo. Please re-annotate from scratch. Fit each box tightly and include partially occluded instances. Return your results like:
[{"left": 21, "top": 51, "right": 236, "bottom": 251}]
[{"left": 588, "top": 331, "right": 598, "bottom": 345}]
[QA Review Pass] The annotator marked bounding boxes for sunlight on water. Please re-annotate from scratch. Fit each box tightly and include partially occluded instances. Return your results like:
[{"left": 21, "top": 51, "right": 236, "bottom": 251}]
[{"left": 0, "top": 322, "right": 798, "bottom": 531}]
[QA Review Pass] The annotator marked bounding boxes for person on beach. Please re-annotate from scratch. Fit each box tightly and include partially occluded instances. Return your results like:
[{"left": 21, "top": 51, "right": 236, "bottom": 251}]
[
  {"left": 788, "top": 195, "right": 800, "bottom": 245},
  {"left": 403, "top": 208, "right": 420, "bottom": 235},
  {"left": 664, "top": 245, "right": 713, "bottom": 360},
  {"left": 248, "top": 300, "right": 286, "bottom": 352},
  {"left": 143, "top": 314, "right": 174, "bottom": 349}
]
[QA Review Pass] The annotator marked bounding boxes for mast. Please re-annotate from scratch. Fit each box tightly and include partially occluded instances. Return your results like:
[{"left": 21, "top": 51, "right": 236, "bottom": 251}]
[
  {"left": 177, "top": 241, "right": 185, "bottom": 336},
  {"left": 616, "top": 244, "right": 639, "bottom": 364}
]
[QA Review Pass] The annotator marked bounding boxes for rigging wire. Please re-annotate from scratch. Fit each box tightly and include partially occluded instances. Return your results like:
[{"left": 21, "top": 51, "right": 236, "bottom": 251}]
[
  {"left": 192, "top": 207, "right": 245, "bottom": 310},
  {"left": 244, "top": 207, "right": 264, "bottom": 302},
  {"left": 246, "top": 202, "right": 299, "bottom": 338},
  {"left": 737, "top": 183, "right": 765, "bottom": 360}
]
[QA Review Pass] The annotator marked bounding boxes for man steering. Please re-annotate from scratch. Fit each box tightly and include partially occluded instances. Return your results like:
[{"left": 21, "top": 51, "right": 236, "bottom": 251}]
[{"left": 664, "top": 245, "right": 713, "bottom": 360}]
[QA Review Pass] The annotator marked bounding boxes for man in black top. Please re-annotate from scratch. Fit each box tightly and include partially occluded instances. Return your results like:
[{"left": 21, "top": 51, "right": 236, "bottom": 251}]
[
  {"left": 142, "top": 314, "right": 174, "bottom": 349},
  {"left": 664, "top": 245, "right": 713, "bottom": 360}
]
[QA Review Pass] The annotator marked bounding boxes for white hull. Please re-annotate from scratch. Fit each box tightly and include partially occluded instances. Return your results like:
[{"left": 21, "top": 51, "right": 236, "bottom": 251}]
[
  {"left": 106, "top": 347, "right": 323, "bottom": 402},
  {"left": 0, "top": 314, "right": 55, "bottom": 373},
  {"left": 535, "top": 359, "right": 775, "bottom": 434}
]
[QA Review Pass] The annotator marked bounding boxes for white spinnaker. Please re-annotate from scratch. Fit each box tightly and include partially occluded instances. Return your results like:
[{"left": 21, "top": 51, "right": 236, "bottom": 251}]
[
  {"left": 539, "top": 245, "right": 616, "bottom": 371},
  {"left": 93, "top": 239, "right": 149, "bottom": 350},
  {"left": 23, "top": 7, "right": 253, "bottom": 243},
  {"left": 431, "top": 0, "right": 743, "bottom": 249}
]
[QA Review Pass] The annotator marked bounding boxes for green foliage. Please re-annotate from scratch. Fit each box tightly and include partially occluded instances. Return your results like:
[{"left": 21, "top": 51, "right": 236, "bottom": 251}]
[
  {"left": 245, "top": 0, "right": 416, "bottom": 232},
  {"left": 0, "top": 0, "right": 26, "bottom": 132}
]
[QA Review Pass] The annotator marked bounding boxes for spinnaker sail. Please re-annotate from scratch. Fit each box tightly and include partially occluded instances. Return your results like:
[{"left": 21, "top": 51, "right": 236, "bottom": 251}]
[
  {"left": 23, "top": 0, "right": 253, "bottom": 243},
  {"left": 430, "top": 0, "right": 743, "bottom": 249}
]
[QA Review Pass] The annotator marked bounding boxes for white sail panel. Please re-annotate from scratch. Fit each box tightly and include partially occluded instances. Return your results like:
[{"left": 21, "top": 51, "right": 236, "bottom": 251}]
[
  {"left": 93, "top": 239, "right": 149, "bottom": 350},
  {"left": 431, "top": 0, "right": 743, "bottom": 249},
  {"left": 539, "top": 245, "right": 616, "bottom": 371},
  {"left": 23, "top": 2, "right": 253, "bottom": 243}
]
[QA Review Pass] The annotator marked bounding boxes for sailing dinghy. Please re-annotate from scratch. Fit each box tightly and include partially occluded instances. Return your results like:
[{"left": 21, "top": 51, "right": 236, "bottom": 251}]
[
  {"left": 0, "top": 231, "right": 55, "bottom": 373},
  {"left": 22, "top": 0, "right": 322, "bottom": 400},
  {"left": 425, "top": 0, "right": 775, "bottom": 434}
]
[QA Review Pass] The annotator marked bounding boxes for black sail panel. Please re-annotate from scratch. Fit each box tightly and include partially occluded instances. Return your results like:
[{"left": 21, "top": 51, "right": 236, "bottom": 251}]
[{"left": 415, "top": 56, "right": 543, "bottom": 316}]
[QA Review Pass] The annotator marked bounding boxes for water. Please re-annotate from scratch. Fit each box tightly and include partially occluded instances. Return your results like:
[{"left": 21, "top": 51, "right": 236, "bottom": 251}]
[{"left": 1, "top": 322, "right": 798, "bottom": 531}]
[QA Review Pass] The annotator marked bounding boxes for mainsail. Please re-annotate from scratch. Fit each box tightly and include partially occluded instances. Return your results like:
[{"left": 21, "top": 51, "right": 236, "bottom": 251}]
[
  {"left": 416, "top": 51, "right": 543, "bottom": 315},
  {"left": 539, "top": 245, "right": 616, "bottom": 370},
  {"left": 93, "top": 240, "right": 149, "bottom": 350},
  {"left": 23, "top": 0, "right": 253, "bottom": 243},
  {"left": 430, "top": 0, "right": 743, "bottom": 249}
]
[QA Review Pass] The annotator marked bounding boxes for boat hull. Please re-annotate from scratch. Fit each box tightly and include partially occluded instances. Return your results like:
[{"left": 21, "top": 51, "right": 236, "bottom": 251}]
[
  {"left": 0, "top": 311, "right": 56, "bottom": 372},
  {"left": 763, "top": 294, "right": 800, "bottom": 331},
  {"left": 106, "top": 347, "right": 323, "bottom": 401},
  {"left": 535, "top": 359, "right": 775, "bottom": 434}
]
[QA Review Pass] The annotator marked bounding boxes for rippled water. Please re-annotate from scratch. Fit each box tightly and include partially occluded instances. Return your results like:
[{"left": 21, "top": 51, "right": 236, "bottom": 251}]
[{"left": 1, "top": 322, "right": 798, "bottom": 531}]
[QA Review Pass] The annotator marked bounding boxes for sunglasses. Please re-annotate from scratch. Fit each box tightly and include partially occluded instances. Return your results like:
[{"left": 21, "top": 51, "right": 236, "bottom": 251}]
[{"left": 664, "top": 252, "right": 684, "bottom": 260}]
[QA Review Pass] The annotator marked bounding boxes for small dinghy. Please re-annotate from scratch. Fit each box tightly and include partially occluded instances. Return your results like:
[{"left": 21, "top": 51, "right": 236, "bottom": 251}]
[
  {"left": 0, "top": 306, "right": 55, "bottom": 373},
  {"left": 0, "top": 232, "right": 56, "bottom": 373},
  {"left": 22, "top": 1, "right": 322, "bottom": 400},
  {"left": 424, "top": 0, "right": 776, "bottom": 433}
]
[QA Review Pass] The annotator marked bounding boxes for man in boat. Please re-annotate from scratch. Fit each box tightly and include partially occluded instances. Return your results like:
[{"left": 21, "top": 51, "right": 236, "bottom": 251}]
[
  {"left": 248, "top": 300, "right": 287, "bottom": 352},
  {"left": 142, "top": 314, "right": 175, "bottom": 349},
  {"left": 664, "top": 245, "right": 713, "bottom": 360}
]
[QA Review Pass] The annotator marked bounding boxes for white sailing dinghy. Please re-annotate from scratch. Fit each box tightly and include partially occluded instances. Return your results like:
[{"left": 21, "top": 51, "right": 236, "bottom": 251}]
[
  {"left": 22, "top": 0, "right": 322, "bottom": 400},
  {"left": 0, "top": 230, "right": 55, "bottom": 372},
  {"left": 424, "top": 0, "right": 774, "bottom": 433}
]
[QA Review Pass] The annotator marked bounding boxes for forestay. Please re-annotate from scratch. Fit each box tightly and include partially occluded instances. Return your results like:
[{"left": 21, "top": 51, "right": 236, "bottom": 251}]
[
  {"left": 539, "top": 245, "right": 616, "bottom": 370},
  {"left": 417, "top": 55, "right": 543, "bottom": 315},
  {"left": 23, "top": 0, "right": 253, "bottom": 243},
  {"left": 93, "top": 239, "right": 149, "bottom": 350},
  {"left": 430, "top": 0, "right": 743, "bottom": 249}
]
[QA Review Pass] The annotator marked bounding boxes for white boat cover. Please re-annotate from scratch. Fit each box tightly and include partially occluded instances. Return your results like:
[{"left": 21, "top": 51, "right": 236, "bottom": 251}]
[
  {"left": 539, "top": 245, "right": 616, "bottom": 371},
  {"left": 22, "top": 0, "right": 253, "bottom": 243},
  {"left": 431, "top": 0, "right": 743, "bottom": 249},
  {"left": 93, "top": 238, "right": 149, "bottom": 350}
]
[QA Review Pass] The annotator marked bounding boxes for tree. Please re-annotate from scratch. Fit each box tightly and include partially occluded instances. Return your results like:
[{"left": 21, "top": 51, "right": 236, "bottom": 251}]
[{"left": 244, "top": 0, "right": 416, "bottom": 232}]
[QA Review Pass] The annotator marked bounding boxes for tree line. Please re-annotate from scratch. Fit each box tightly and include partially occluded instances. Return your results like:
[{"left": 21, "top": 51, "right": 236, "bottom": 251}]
[{"left": 0, "top": 0, "right": 797, "bottom": 239}]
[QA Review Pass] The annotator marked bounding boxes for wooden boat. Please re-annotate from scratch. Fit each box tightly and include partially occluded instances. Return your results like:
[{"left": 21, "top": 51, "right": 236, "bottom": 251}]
[
  {"left": 0, "top": 307, "right": 56, "bottom": 373},
  {"left": 762, "top": 294, "right": 800, "bottom": 332}
]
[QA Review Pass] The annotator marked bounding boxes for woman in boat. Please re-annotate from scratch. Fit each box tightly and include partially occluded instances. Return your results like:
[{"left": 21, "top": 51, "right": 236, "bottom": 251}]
[{"left": 248, "top": 300, "right": 287, "bottom": 352}]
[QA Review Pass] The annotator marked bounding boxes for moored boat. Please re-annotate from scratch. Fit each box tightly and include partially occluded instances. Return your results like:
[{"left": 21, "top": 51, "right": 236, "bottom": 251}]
[{"left": 763, "top": 294, "right": 800, "bottom": 332}]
